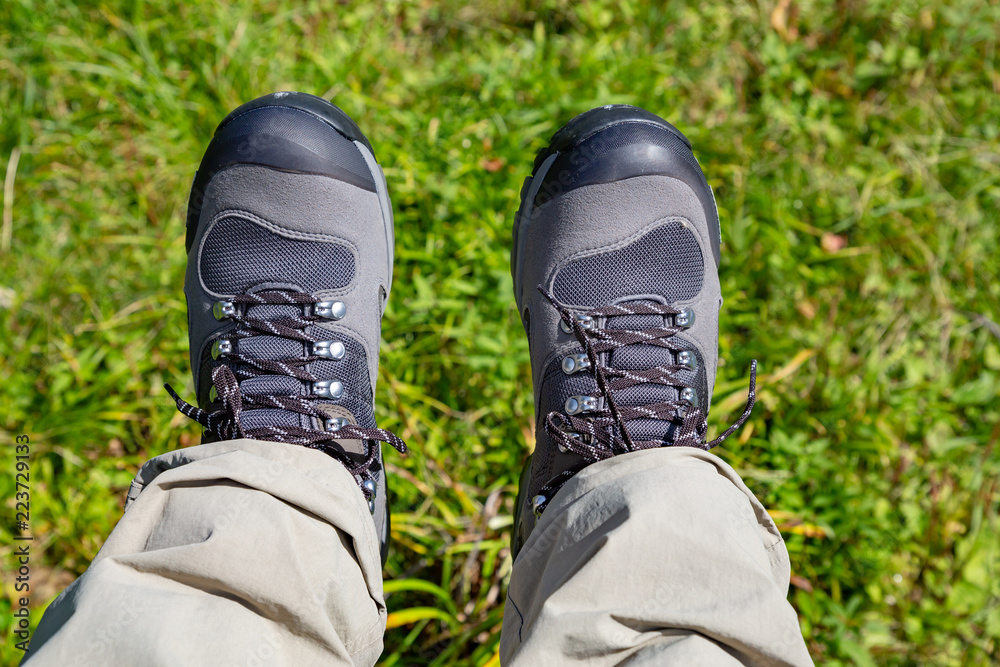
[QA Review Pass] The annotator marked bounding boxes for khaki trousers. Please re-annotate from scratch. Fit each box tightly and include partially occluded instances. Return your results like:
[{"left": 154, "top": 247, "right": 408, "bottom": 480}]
[{"left": 21, "top": 440, "right": 813, "bottom": 666}]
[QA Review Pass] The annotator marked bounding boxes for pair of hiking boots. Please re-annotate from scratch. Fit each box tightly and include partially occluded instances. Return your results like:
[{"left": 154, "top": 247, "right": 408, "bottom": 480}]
[{"left": 169, "top": 92, "right": 755, "bottom": 563}]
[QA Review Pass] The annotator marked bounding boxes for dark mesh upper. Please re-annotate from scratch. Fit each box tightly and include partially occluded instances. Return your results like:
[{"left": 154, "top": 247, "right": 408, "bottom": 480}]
[
  {"left": 200, "top": 213, "right": 355, "bottom": 295},
  {"left": 552, "top": 222, "right": 703, "bottom": 306},
  {"left": 217, "top": 105, "right": 372, "bottom": 184}
]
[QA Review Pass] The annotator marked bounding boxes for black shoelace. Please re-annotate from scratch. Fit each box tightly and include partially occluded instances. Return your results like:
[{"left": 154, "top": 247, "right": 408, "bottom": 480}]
[
  {"left": 166, "top": 290, "right": 407, "bottom": 506},
  {"left": 533, "top": 286, "right": 756, "bottom": 515}
]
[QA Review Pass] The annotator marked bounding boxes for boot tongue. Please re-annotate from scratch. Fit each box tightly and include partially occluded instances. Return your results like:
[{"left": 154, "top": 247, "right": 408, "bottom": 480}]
[
  {"left": 235, "top": 300, "right": 362, "bottom": 441},
  {"left": 238, "top": 302, "right": 307, "bottom": 430},
  {"left": 603, "top": 298, "right": 696, "bottom": 443}
]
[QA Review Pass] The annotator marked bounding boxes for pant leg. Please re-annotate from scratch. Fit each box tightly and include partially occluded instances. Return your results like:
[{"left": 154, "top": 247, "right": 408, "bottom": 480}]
[
  {"left": 500, "top": 447, "right": 814, "bottom": 666},
  {"left": 21, "top": 439, "right": 385, "bottom": 667}
]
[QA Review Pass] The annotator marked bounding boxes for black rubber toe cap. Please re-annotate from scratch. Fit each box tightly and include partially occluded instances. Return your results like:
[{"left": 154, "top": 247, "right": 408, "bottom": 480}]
[
  {"left": 185, "top": 93, "right": 376, "bottom": 252},
  {"left": 217, "top": 92, "right": 374, "bottom": 154},
  {"left": 532, "top": 106, "right": 720, "bottom": 265}
]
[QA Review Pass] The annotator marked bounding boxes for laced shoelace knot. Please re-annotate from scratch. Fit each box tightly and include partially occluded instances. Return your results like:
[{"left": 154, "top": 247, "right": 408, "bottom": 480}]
[
  {"left": 166, "top": 289, "right": 406, "bottom": 512},
  {"left": 531, "top": 286, "right": 756, "bottom": 516}
]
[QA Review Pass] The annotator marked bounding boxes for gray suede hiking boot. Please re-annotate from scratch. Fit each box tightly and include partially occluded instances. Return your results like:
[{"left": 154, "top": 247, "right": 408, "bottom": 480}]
[
  {"left": 166, "top": 91, "right": 405, "bottom": 564},
  {"left": 510, "top": 105, "right": 757, "bottom": 557}
]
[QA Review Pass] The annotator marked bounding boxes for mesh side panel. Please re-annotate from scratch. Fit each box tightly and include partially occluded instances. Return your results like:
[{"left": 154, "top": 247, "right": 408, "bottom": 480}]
[
  {"left": 201, "top": 214, "right": 355, "bottom": 295},
  {"left": 217, "top": 106, "right": 371, "bottom": 182},
  {"left": 552, "top": 222, "right": 703, "bottom": 307}
]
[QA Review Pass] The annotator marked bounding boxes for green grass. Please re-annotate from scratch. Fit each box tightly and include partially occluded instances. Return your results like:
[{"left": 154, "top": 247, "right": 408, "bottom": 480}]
[{"left": 2, "top": 0, "right": 999, "bottom": 664}]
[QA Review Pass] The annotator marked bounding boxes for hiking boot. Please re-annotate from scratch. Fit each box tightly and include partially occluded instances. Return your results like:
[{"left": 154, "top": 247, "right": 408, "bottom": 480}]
[
  {"left": 510, "top": 105, "right": 756, "bottom": 557},
  {"left": 167, "top": 91, "right": 405, "bottom": 564}
]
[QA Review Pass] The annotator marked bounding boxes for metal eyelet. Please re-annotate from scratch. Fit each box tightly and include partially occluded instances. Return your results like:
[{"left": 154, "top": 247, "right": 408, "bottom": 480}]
[
  {"left": 557, "top": 431, "right": 583, "bottom": 453},
  {"left": 211, "top": 339, "right": 233, "bottom": 360},
  {"left": 677, "top": 350, "right": 698, "bottom": 370},
  {"left": 565, "top": 395, "right": 598, "bottom": 415},
  {"left": 560, "top": 314, "right": 593, "bottom": 333},
  {"left": 325, "top": 417, "right": 350, "bottom": 432},
  {"left": 213, "top": 300, "right": 236, "bottom": 320},
  {"left": 675, "top": 309, "right": 695, "bottom": 328},
  {"left": 532, "top": 494, "right": 547, "bottom": 518},
  {"left": 561, "top": 353, "right": 591, "bottom": 375},
  {"left": 680, "top": 387, "right": 698, "bottom": 407},
  {"left": 315, "top": 301, "right": 347, "bottom": 320},
  {"left": 362, "top": 479, "right": 378, "bottom": 513},
  {"left": 313, "top": 340, "right": 346, "bottom": 360},
  {"left": 313, "top": 380, "right": 344, "bottom": 399}
]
